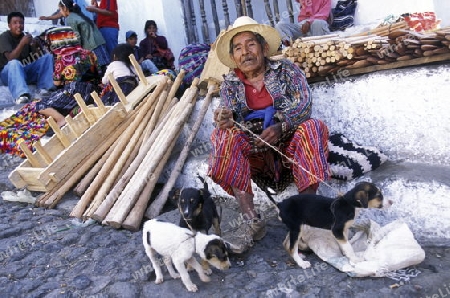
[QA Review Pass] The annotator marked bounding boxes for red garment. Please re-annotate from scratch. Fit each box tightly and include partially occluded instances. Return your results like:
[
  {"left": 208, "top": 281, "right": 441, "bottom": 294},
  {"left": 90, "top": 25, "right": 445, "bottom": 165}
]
[
  {"left": 235, "top": 69, "right": 273, "bottom": 110},
  {"left": 97, "top": 0, "right": 119, "bottom": 29},
  {"left": 208, "top": 119, "right": 330, "bottom": 195},
  {"left": 296, "top": 0, "right": 331, "bottom": 22}
]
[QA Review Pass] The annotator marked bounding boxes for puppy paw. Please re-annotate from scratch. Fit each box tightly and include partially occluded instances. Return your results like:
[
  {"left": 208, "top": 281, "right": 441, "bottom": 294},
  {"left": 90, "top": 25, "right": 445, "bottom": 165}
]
[
  {"left": 204, "top": 268, "right": 213, "bottom": 275},
  {"left": 348, "top": 256, "right": 364, "bottom": 265},
  {"left": 170, "top": 273, "right": 181, "bottom": 279},
  {"left": 186, "top": 283, "right": 198, "bottom": 292},
  {"left": 200, "top": 274, "right": 211, "bottom": 283},
  {"left": 155, "top": 277, "right": 164, "bottom": 284},
  {"left": 297, "top": 260, "right": 311, "bottom": 269}
]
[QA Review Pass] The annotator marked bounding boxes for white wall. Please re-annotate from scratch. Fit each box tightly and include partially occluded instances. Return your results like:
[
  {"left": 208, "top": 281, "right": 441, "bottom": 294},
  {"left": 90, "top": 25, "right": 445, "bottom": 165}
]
[{"left": 434, "top": 0, "right": 450, "bottom": 27}]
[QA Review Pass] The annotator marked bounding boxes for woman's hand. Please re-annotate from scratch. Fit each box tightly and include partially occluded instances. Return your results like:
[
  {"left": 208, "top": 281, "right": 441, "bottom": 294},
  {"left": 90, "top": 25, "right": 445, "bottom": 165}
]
[
  {"left": 301, "top": 21, "right": 311, "bottom": 35},
  {"left": 255, "top": 123, "right": 282, "bottom": 147},
  {"left": 213, "top": 108, "right": 234, "bottom": 130}
]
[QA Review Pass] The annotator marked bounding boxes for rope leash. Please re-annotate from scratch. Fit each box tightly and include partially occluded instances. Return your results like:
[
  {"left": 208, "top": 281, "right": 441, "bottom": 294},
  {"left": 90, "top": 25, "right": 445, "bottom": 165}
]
[{"left": 230, "top": 119, "right": 337, "bottom": 194}]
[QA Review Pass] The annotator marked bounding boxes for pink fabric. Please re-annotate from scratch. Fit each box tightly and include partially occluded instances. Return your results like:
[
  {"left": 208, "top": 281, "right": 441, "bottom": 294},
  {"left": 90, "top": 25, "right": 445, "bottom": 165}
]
[{"left": 296, "top": 0, "right": 331, "bottom": 22}]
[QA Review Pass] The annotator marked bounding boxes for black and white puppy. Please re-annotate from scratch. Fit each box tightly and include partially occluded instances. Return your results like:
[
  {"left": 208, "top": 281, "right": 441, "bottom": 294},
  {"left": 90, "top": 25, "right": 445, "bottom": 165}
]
[
  {"left": 265, "top": 182, "right": 384, "bottom": 269},
  {"left": 178, "top": 176, "right": 221, "bottom": 236},
  {"left": 143, "top": 219, "right": 231, "bottom": 292}
]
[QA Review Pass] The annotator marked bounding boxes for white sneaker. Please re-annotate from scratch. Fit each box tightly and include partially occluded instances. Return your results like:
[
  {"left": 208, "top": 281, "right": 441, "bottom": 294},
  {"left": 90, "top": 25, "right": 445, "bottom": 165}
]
[{"left": 16, "top": 94, "right": 30, "bottom": 104}]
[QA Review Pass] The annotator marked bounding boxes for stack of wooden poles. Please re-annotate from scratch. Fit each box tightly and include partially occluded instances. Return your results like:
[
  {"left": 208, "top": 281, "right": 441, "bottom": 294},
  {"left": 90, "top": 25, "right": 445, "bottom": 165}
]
[
  {"left": 68, "top": 76, "right": 199, "bottom": 231},
  {"left": 34, "top": 54, "right": 214, "bottom": 231},
  {"left": 282, "top": 21, "right": 450, "bottom": 78}
]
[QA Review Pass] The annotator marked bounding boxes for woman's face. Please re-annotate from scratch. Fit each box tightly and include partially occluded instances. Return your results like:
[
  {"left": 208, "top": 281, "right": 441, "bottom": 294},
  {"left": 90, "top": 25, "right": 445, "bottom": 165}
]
[
  {"left": 146, "top": 25, "right": 157, "bottom": 37},
  {"left": 59, "top": 4, "right": 70, "bottom": 17}
]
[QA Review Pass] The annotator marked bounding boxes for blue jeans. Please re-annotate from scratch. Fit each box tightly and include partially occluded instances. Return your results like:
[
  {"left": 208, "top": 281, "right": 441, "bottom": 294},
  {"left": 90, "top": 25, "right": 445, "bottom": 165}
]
[
  {"left": 141, "top": 59, "right": 159, "bottom": 74},
  {"left": 99, "top": 27, "right": 119, "bottom": 58},
  {"left": 0, "top": 53, "right": 54, "bottom": 99},
  {"left": 275, "top": 20, "right": 330, "bottom": 41}
]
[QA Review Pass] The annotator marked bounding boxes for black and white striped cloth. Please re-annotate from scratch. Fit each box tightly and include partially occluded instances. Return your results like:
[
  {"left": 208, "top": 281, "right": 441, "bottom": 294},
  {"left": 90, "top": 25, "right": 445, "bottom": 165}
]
[{"left": 327, "top": 133, "right": 388, "bottom": 181}]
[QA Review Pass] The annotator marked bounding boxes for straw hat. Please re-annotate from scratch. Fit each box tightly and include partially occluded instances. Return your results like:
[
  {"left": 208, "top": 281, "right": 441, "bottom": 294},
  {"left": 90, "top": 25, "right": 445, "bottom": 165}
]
[{"left": 215, "top": 16, "right": 281, "bottom": 69}]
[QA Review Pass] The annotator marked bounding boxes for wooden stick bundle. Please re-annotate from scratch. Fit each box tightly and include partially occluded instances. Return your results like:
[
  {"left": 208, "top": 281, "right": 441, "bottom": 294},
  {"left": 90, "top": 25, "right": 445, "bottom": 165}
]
[{"left": 103, "top": 90, "right": 197, "bottom": 228}]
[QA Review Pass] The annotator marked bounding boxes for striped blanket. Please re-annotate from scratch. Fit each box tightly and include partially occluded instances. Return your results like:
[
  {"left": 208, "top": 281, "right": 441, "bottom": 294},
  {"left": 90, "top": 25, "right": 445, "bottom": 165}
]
[{"left": 0, "top": 102, "right": 48, "bottom": 157}]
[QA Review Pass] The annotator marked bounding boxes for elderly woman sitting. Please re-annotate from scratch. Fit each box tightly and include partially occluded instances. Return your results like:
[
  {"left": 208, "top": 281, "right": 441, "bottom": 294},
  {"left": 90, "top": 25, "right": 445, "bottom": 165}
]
[{"left": 208, "top": 17, "right": 331, "bottom": 253}]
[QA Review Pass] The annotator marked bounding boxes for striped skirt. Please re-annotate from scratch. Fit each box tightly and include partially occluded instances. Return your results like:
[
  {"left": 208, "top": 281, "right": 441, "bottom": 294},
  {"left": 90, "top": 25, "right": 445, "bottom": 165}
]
[
  {"left": 92, "top": 44, "right": 110, "bottom": 67},
  {"left": 208, "top": 118, "right": 330, "bottom": 195}
]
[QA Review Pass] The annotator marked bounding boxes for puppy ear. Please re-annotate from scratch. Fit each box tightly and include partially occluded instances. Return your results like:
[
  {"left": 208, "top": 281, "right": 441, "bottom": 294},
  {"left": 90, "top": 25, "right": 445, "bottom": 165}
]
[
  {"left": 224, "top": 241, "right": 240, "bottom": 253},
  {"left": 168, "top": 188, "right": 181, "bottom": 207},
  {"left": 355, "top": 190, "right": 368, "bottom": 208}
]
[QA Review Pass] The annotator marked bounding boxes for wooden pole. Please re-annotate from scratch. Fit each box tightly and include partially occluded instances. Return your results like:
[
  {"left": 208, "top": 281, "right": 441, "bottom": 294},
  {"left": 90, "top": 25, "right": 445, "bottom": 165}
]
[
  {"left": 73, "top": 139, "right": 117, "bottom": 196},
  {"left": 81, "top": 89, "right": 160, "bottom": 219},
  {"left": 145, "top": 82, "right": 216, "bottom": 219},
  {"left": 103, "top": 102, "right": 195, "bottom": 228},
  {"left": 92, "top": 80, "right": 197, "bottom": 222},
  {"left": 122, "top": 131, "right": 179, "bottom": 231},
  {"left": 166, "top": 69, "right": 186, "bottom": 102},
  {"left": 91, "top": 102, "right": 177, "bottom": 222},
  {"left": 40, "top": 115, "right": 133, "bottom": 208},
  {"left": 70, "top": 79, "right": 166, "bottom": 218}
]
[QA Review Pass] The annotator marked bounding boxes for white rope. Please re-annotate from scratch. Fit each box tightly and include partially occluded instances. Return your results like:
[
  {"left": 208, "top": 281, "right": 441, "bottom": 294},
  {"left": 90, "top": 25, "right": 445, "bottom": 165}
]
[
  {"left": 231, "top": 119, "right": 337, "bottom": 193},
  {"left": 382, "top": 268, "right": 421, "bottom": 282}
]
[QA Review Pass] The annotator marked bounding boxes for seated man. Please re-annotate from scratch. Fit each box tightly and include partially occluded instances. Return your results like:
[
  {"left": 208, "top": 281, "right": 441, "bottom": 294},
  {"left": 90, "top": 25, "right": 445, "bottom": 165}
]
[
  {"left": 209, "top": 16, "right": 330, "bottom": 253},
  {"left": 125, "top": 30, "right": 159, "bottom": 75},
  {"left": 276, "top": 0, "right": 331, "bottom": 45},
  {"left": 0, "top": 12, "right": 54, "bottom": 104}
]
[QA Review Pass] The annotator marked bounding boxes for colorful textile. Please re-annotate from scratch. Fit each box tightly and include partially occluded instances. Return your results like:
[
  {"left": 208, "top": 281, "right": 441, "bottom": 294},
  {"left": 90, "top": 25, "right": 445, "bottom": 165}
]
[
  {"left": 328, "top": 133, "right": 388, "bottom": 180},
  {"left": 221, "top": 59, "right": 311, "bottom": 132},
  {"left": 403, "top": 12, "right": 439, "bottom": 32},
  {"left": 100, "top": 76, "right": 138, "bottom": 106},
  {"left": 330, "top": 0, "right": 357, "bottom": 31},
  {"left": 45, "top": 26, "right": 81, "bottom": 56},
  {"left": 0, "top": 102, "right": 48, "bottom": 157},
  {"left": 296, "top": 0, "right": 331, "bottom": 22},
  {"left": 178, "top": 43, "right": 210, "bottom": 86},
  {"left": 151, "top": 69, "right": 177, "bottom": 81},
  {"left": 208, "top": 119, "right": 330, "bottom": 195},
  {"left": 53, "top": 48, "right": 100, "bottom": 83},
  {"left": 35, "top": 81, "right": 97, "bottom": 113},
  {"left": 92, "top": 44, "right": 111, "bottom": 67}
]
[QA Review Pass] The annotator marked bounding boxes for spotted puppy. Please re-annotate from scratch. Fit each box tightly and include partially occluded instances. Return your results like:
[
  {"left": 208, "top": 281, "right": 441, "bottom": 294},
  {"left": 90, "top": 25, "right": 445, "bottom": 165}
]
[
  {"left": 143, "top": 219, "right": 231, "bottom": 292},
  {"left": 178, "top": 176, "right": 221, "bottom": 236},
  {"left": 265, "top": 182, "right": 384, "bottom": 269}
]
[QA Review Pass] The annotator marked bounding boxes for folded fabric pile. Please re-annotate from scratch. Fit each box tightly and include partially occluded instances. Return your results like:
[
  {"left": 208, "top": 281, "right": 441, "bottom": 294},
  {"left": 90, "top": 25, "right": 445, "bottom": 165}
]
[{"left": 0, "top": 102, "right": 48, "bottom": 157}]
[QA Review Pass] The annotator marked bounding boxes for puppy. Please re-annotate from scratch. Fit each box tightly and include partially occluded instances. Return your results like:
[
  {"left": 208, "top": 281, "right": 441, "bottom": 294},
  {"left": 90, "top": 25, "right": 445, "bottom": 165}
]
[
  {"left": 178, "top": 176, "right": 221, "bottom": 236},
  {"left": 143, "top": 219, "right": 231, "bottom": 292},
  {"left": 265, "top": 182, "right": 384, "bottom": 269}
]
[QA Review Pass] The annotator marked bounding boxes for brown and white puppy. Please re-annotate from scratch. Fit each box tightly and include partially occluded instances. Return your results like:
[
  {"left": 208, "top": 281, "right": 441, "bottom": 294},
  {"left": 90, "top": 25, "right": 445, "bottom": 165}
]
[
  {"left": 265, "top": 182, "right": 384, "bottom": 269},
  {"left": 142, "top": 219, "right": 231, "bottom": 292}
]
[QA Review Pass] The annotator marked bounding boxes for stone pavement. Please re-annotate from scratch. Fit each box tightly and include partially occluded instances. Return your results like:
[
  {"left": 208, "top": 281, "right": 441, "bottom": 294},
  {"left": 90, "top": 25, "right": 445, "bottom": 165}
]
[{"left": 1, "top": 154, "right": 450, "bottom": 298}]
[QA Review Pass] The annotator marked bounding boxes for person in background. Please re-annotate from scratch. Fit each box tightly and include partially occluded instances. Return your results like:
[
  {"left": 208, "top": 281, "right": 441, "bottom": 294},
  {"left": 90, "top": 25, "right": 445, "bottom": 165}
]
[
  {"left": 209, "top": 16, "right": 330, "bottom": 253},
  {"left": 39, "top": 0, "right": 95, "bottom": 23},
  {"left": 276, "top": 0, "right": 331, "bottom": 45},
  {"left": 58, "top": 0, "right": 110, "bottom": 71},
  {"left": 0, "top": 12, "right": 55, "bottom": 104},
  {"left": 86, "top": 0, "right": 119, "bottom": 58},
  {"left": 125, "top": 30, "right": 158, "bottom": 76},
  {"left": 139, "top": 20, "right": 175, "bottom": 70},
  {"left": 100, "top": 43, "right": 139, "bottom": 105}
]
